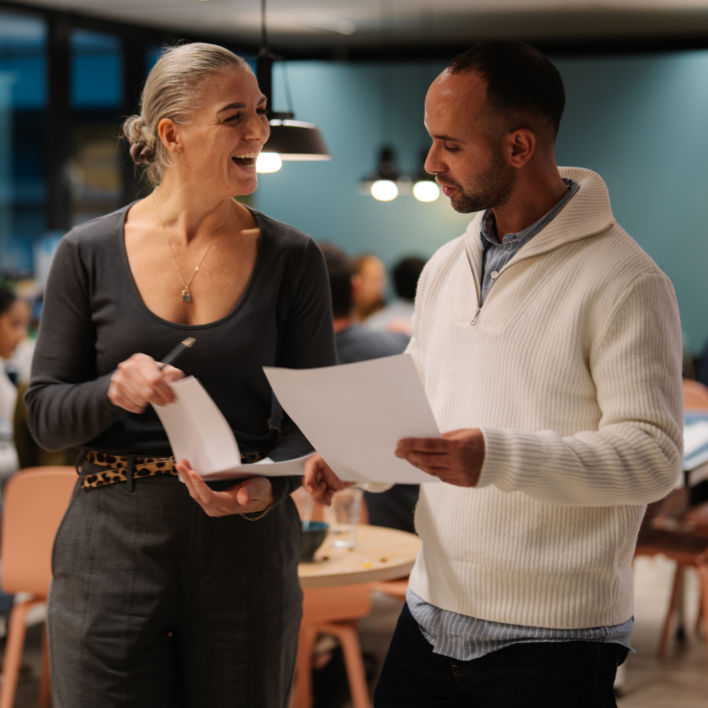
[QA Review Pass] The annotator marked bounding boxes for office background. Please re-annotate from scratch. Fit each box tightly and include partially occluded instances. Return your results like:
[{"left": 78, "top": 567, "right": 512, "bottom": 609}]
[{"left": 1, "top": 4, "right": 707, "bottom": 359}]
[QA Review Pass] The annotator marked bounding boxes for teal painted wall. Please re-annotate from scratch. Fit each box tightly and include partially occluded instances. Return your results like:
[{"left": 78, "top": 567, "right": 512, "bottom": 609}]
[{"left": 253, "top": 51, "right": 708, "bottom": 360}]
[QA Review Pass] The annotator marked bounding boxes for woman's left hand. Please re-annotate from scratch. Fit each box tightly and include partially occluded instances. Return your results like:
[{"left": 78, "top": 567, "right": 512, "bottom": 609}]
[{"left": 175, "top": 458, "right": 274, "bottom": 517}]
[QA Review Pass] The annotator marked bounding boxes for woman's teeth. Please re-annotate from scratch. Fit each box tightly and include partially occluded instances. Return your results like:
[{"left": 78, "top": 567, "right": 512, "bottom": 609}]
[{"left": 233, "top": 155, "right": 256, "bottom": 166}]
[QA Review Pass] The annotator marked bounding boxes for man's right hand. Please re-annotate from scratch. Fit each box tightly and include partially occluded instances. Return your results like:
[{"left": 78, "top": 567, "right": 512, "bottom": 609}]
[{"left": 303, "top": 453, "right": 351, "bottom": 505}]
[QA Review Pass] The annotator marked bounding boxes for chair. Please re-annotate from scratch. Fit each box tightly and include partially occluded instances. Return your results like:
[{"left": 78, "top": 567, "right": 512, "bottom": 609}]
[
  {"left": 290, "top": 489, "right": 373, "bottom": 708},
  {"left": 632, "top": 379, "right": 708, "bottom": 657},
  {"left": 633, "top": 524, "right": 708, "bottom": 656},
  {"left": 682, "top": 378, "right": 708, "bottom": 410},
  {"left": 0, "top": 466, "right": 77, "bottom": 708},
  {"left": 292, "top": 584, "right": 373, "bottom": 708}
]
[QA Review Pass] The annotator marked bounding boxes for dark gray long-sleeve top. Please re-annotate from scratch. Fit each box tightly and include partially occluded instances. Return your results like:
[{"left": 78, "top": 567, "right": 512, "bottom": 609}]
[{"left": 26, "top": 203, "right": 336, "bottom": 501}]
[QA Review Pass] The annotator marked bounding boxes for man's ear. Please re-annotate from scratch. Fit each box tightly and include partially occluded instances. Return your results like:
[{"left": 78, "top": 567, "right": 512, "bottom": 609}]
[
  {"left": 505, "top": 128, "right": 535, "bottom": 167},
  {"left": 157, "top": 117, "right": 182, "bottom": 155}
]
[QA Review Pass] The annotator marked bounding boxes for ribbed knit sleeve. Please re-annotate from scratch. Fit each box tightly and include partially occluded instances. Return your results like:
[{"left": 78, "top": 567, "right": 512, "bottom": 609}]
[{"left": 479, "top": 271, "right": 683, "bottom": 506}]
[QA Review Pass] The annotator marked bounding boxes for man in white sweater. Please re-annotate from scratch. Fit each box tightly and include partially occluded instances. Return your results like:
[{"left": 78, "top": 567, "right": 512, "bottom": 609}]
[{"left": 305, "top": 41, "right": 683, "bottom": 707}]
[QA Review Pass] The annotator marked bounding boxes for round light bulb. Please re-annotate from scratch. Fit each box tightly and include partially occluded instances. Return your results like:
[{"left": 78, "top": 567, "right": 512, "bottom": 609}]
[
  {"left": 413, "top": 179, "right": 440, "bottom": 203},
  {"left": 256, "top": 152, "right": 283, "bottom": 174},
  {"left": 370, "top": 179, "right": 398, "bottom": 202}
]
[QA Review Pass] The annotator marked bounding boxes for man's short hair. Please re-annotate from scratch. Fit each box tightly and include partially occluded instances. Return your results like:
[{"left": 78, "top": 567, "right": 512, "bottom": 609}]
[
  {"left": 448, "top": 40, "right": 565, "bottom": 140},
  {"left": 320, "top": 242, "right": 355, "bottom": 319}
]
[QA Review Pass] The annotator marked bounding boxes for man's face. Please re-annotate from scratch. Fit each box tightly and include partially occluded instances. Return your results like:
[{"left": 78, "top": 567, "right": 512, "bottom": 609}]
[{"left": 423, "top": 70, "right": 515, "bottom": 214}]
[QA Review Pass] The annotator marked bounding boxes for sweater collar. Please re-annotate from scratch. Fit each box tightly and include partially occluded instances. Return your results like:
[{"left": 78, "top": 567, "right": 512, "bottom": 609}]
[{"left": 464, "top": 167, "right": 616, "bottom": 266}]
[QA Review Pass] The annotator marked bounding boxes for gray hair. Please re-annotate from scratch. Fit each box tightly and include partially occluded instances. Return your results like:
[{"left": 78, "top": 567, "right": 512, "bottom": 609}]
[{"left": 122, "top": 42, "right": 250, "bottom": 186}]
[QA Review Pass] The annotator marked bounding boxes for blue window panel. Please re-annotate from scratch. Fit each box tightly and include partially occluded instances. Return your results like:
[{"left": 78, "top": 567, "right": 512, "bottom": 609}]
[
  {"left": 0, "top": 11, "right": 47, "bottom": 108},
  {"left": 71, "top": 30, "right": 122, "bottom": 108}
]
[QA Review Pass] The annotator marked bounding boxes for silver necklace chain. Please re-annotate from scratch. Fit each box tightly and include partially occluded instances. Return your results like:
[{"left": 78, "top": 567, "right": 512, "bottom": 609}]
[{"left": 153, "top": 195, "right": 227, "bottom": 304}]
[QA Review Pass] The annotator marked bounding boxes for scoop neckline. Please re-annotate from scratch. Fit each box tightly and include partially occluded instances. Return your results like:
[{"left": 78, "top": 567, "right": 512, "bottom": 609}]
[{"left": 117, "top": 200, "right": 265, "bottom": 331}]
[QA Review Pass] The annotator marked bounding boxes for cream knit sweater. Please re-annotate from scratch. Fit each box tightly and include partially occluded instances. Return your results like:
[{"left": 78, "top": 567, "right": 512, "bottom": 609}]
[{"left": 407, "top": 167, "right": 683, "bottom": 629}]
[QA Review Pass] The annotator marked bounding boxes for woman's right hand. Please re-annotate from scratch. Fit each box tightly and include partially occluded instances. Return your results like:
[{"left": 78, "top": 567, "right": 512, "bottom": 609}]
[{"left": 107, "top": 353, "right": 184, "bottom": 414}]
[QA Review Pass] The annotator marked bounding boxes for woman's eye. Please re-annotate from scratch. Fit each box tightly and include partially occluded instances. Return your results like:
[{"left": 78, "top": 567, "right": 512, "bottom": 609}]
[
  {"left": 257, "top": 107, "right": 267, "bottom": 116},
  {"left": 224, "top": 114, "right": 242, "bottom": 123}
]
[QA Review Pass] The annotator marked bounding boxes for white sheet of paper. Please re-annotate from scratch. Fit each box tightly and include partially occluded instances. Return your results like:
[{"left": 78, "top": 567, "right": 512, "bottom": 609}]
[
  {"left": 152, "top": 376, "right": 309, "bottom": 480},
  {"left": 264, "top": 354, "right": 441, "bottom": 484},
  {"left": 683, "top": 419, "right": 708, "bottom": 471}
]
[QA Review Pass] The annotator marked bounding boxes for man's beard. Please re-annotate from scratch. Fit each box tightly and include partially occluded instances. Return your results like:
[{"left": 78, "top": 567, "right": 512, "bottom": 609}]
[{"left": 445, "top": 153, "right": 515, "bottom": 214}]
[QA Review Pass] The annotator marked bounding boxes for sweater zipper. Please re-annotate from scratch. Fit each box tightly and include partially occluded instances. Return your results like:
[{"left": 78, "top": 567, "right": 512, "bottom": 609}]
[
  {"left": 471, "top": 263, "right": 508, "bottom": 326},
  {"left": 465, "top": 245, "right": 484, "bottom": 326}
]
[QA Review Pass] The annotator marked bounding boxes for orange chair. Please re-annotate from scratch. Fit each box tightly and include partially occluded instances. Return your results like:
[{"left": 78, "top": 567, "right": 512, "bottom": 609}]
[
  {"left": 0, "top": 466, "right": 76, "bottom": 708},
  {"left": 633, "top": 379, "right": 708, "bottom": 657},
  {"left": 634, "top": 524, "right": 708, "bottom": 656},
  {"left": 292, "top": 584, "right": 373, "bottom": 708},
  {"left": 682, "top": 378, "right": 708, "bottom": 410},
  {"left": 290, "top": 489, "right": 373, "bottom": 708}
]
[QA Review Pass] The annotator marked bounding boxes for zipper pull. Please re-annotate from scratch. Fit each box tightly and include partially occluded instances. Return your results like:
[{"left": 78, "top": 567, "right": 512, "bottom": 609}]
[{"left": 470, "top": 307, "right": 481, "bottom": 326}]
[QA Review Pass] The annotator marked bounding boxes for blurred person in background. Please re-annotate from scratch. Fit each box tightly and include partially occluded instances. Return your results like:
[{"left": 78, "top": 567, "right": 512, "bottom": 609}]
[
  {"left": 352, "top": 253, "right": 386, "bottom": 322},
  {"left": 363, "top": 255, "right": 426, "bottom": 336},
  {"left": 0, "top": 283, "right": 30, "bottom": 482},
  {"left": 320, "top": 242, "right": 418, "bottom": 534}
]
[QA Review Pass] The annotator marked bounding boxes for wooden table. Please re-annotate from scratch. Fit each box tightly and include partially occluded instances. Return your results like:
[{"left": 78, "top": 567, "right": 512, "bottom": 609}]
[
  {"left": 298, "top": 524, "right": 421, "bottom": 589},
  {"left": 292, "top": 525, "right": 420, "bottom": 708}
]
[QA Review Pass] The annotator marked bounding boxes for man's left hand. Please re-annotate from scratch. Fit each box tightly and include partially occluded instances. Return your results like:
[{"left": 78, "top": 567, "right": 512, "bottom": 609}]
[{"left": 395, "top": 428, "right": 485, "bottom": 487}]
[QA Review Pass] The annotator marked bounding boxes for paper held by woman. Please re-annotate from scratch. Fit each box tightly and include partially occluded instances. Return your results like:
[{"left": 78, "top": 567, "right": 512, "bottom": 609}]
[{"left": 152, "top": 376, "right": 310, "bottom": 480}]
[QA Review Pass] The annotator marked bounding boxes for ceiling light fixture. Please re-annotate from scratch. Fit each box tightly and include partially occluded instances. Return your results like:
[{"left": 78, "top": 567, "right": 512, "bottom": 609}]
[
  {"left": 255, "top": 0, "right": 330, "bottom": 174},
  {"left": 361, "top": 146, "right": 440, "bottom": 204},
  {"left": 361, "top": 145, "right": 409, "bottom": 202},
  {"left": 412, "top": 149, "right": 440, "bottom": 203}
]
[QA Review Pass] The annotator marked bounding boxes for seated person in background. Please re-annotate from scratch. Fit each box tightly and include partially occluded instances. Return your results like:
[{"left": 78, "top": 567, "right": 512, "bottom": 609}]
[
  {"left": 352, "top": 252, "right": 386, "bottom": 323},
  {"left": 0, "top": 284, "right": 31, "bottom": 482},
  {"left": 321, "top": 243, "right": 409, "bottom": 363},
  {"left": 364, "top": 255, "right": 426, "bottom": 336},
  {"left": 320, "top": 242, "right": 418, "bottom": 534},
  {"left": 1, "top": 286, "right": 76, "bottom": 470}
]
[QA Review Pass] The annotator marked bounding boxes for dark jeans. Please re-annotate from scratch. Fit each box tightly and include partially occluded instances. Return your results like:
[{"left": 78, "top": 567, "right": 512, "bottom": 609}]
[{"left": 374, "top": 603, "right": 628, "bottom": 708}]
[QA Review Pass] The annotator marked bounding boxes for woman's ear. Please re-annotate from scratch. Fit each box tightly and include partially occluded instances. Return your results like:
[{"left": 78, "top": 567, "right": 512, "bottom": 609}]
[
  {"left": 505, "top": 128, "right": 535, "bottom": 168},
  {"left": 157, "top": 118, "right": 182, "bottom": 154}
]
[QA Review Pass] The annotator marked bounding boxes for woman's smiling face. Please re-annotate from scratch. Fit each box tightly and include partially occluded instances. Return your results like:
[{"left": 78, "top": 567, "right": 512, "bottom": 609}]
[{"left": 171, "top": 67, "right": 270, "bottom": 197}]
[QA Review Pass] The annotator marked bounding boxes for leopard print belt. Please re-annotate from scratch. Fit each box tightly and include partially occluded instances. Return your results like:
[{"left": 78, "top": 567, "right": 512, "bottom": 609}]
[{"left": 80, "top": 449, "right": 264, "bottom": 490}]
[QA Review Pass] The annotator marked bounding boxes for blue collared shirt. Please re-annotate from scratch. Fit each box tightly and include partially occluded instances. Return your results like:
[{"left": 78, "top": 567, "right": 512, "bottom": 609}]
[
  {"left": 407, "top": 588, "right": 633, "bottom": 661},
  {"left": 408, "top": 178, "right": 634, "bottom": 661},
  {"left": 479, "top": 178, "right": 579, "bottom": 303}
]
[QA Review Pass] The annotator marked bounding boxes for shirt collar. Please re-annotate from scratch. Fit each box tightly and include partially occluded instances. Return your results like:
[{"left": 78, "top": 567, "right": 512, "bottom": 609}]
[{"left": 480, "top": 178, "right": 579, "bottom": 250}]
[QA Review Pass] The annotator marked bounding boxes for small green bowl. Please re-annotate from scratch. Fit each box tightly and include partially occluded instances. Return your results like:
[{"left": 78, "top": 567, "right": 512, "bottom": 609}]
[{"left": 300, "top": 520, "right": 329, "bottom": 561}]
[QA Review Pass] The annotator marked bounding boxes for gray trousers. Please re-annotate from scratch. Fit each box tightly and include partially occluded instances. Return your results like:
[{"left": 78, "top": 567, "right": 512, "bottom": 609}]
[{"left": 49, "top": 473, "right": 302, "bottom": 708}]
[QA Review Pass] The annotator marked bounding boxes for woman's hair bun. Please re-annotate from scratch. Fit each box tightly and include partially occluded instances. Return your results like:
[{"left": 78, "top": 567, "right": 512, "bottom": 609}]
[
  {"left": 123, "top": 115, "right": 156, "bottom": 166},
  {"left": 129, "top": 142, "right": 156, "bottom": 165}
]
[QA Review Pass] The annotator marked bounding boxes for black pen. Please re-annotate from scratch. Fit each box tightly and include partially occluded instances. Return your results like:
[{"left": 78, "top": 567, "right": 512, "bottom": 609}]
[{"left": 158, "top": 337, "right": 196, "bottom": 370}]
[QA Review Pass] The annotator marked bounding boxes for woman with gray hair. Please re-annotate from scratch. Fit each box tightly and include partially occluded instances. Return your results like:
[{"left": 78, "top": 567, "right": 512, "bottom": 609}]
[{"left": 26, "top": 42, "right": 335, "bottom": 707}]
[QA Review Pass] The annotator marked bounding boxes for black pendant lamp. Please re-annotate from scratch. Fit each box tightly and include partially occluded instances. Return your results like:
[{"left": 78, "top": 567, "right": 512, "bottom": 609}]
[{"left": 256, "top": 0, "right": 330, "bottom": 172}]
